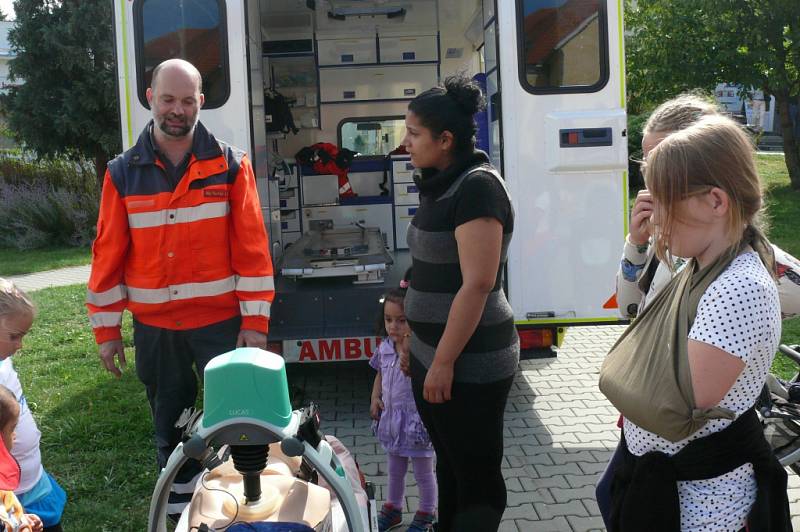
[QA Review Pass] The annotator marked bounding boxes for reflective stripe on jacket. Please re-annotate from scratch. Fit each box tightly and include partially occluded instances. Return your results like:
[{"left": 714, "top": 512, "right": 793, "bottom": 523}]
[{"left": 86, "top": 121, "right": 274, "bottom": 344}]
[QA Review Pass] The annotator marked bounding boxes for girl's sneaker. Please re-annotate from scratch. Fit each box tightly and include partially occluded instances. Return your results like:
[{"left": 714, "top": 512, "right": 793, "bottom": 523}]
[
  {"left": 377, "top": 503, "right": 403, "bottom": 531},
  {"left": 407, "top": 510, "right": 435, "bottom": 531}
]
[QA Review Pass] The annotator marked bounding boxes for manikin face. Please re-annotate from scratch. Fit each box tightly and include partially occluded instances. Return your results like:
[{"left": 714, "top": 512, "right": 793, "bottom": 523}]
[
  {"left": 146, "top": 67, "right": 204, "bottom": 139},
  {"left": 383, "top": 300, "right": 410, "bottom": 345},
  {"left": 0, "top": 313, "right": 33, "bottom": 360},
  {"left": 401, "top": 110, "right": 452, "bottom": 170}
]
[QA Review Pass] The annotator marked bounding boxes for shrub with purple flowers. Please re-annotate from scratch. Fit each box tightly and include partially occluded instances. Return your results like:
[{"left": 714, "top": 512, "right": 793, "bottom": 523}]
[{"left": 0, "top": 157, "right": 99, "bottom": 249}]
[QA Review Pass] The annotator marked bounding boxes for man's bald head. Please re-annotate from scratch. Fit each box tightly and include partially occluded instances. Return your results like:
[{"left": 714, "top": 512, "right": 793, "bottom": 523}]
[
  {"left": 147, "top": 59, "right": 205, "bottom": 140},
  {"left": 151, "top": 59, "right": 203, "bottom": 93}
]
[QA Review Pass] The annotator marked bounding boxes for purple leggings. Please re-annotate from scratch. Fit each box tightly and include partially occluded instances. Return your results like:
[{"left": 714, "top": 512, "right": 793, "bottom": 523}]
[{"left": 387, "top": 453, "right": 437, "bottom": 514}]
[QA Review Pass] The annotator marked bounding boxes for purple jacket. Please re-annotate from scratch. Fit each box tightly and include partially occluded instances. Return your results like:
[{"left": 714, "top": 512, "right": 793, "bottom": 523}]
[{"left": 370, "top": 338, "right": 433, "bottom": 457}]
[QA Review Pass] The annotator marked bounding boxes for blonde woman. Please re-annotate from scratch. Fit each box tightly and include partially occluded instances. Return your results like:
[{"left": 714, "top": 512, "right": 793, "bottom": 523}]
[
  {"left": 600, "top": 115, "right": 790, "bottom": 531},
  {"left": 597, "top": 95, "right": 800, "bottom": 529},
  {"left": 617, "top": 94, "right": 800, "bottom": 321}
]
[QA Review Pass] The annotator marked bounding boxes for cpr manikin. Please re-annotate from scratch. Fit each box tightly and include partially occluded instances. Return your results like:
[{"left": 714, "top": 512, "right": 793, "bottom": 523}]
[
  {"left": 148, "top": 348, "right": 369, "bottom": 532},
  {"left": 185, "top": 443, "right": 331, "bottom": 529}
]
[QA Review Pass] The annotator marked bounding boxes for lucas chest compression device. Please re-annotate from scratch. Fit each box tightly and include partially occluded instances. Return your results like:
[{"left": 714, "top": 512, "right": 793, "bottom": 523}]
[{"left": 147, "top": 347, "right": 367, "bottom": 531}]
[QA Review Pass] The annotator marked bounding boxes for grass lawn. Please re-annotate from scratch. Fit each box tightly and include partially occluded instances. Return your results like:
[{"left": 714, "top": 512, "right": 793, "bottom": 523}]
[
  {"left": 758, "top": 154, "right": 800, "bottom": 379},
  {"left": 18, "top": 285, "right": 154, "bottom": 531},
  {"left": 0, "top": 246, "right": 92, "bottom": 277}
]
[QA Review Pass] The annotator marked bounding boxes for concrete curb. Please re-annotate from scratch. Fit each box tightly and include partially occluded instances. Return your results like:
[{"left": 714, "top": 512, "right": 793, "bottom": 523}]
[{"left": 6, "top": 264, "right": 91, "bottom": 293}]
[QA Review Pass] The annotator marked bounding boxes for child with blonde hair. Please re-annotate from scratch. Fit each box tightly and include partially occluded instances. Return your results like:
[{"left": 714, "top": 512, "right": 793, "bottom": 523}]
[
  {"left": 599, "top": 93, "right": 799, "bottom": 530},
  {"left": 0, "top": 280, "right": 65, "bottom": 532},
  {"left": 618, "top": 93, "right": 799, "bottom": 320},
  {"left": 600, "top": 114, "right": 790, "bottom": 531}
]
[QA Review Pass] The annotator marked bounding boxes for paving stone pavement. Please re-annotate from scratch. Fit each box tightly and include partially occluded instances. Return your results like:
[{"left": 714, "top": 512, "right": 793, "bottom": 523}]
[
  {"left": 7, "top": 266, "right": 800, "bottom": 530},
  {"left": 288, "top": 325, "right": 800, "bottom": 532}
]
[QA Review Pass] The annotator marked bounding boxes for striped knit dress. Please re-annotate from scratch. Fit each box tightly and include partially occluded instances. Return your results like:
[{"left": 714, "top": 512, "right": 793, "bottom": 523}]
[{"left": 405, "top": 150, "right": 519, "bottom": 383}]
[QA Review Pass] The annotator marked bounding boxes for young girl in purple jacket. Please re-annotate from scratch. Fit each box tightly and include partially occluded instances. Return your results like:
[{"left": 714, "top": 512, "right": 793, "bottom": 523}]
[{"left": 370, "top": 279, "right": 437, "bottom": 532}]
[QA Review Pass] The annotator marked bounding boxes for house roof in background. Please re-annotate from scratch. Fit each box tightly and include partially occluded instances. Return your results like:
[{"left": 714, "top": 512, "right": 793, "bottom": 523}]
[{"left": 524, "top": 0, "right": 599, "bottom": 65}]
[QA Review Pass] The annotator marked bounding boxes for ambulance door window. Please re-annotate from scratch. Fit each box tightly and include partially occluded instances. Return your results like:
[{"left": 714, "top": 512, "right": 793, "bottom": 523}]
[
  {"left": 516, "top": 0, "right": 608, "bottom": 93},
  {"left": 133, "top": 0, "right": 230, "bottom": 109}
]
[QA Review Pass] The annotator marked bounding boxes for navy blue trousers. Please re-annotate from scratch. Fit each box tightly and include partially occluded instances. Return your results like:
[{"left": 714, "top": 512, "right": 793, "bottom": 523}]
[{"left": 133, "top": 316, "right": 240, "bottom": 516}]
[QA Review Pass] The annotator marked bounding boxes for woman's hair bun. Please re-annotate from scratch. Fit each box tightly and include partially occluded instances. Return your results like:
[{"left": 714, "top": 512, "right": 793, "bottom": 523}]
[{"left": 444, "top": 75, "right": 486, "bottom": 116}]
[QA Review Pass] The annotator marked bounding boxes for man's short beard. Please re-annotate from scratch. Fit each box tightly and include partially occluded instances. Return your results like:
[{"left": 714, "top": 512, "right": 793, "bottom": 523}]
[{"left": 158, "top": 118, "right": 194, "bottom": 138}]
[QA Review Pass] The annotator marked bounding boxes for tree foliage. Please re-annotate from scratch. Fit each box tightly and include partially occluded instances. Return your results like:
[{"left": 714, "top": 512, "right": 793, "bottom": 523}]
[
  {"left": 626, "top": 1, "right": 720, "bottom": 114},
  {"left": 1, "top": 0, "right": 120, "bottom": 184},
  {"left": 626, "top": 0, "right": 800, "bottom": 189}
]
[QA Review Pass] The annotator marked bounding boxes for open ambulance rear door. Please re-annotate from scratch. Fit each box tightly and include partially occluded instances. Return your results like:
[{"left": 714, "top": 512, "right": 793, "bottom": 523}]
[{"left": 491, "top": 1, "right": 629, "bottom": 339}]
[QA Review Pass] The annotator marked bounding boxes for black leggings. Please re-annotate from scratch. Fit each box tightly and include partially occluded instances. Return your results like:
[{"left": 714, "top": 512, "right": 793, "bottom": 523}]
[{"left": 410, "top": 357, "right": 513, "bottom": 532}]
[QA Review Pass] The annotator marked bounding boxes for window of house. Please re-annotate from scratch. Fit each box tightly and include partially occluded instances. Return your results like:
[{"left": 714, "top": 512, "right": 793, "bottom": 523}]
[{"left": 134, "top": 0, "right": 229, "bottom": 108}]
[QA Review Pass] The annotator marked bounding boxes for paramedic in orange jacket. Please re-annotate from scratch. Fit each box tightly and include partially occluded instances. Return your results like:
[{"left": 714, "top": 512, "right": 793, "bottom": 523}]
[{"left": 86, "top": 59, "right": 274, "bottom": 517}]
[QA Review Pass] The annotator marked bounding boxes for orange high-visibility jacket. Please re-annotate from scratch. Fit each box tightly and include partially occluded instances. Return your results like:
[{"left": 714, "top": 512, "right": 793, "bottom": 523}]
[{"left": 86, "top": 122, "right": 274, "bottom": 344}]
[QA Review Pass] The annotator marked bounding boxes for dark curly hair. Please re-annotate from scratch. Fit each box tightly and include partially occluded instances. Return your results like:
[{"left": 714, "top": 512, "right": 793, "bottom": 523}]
[
  {"left": 408, "top": 74, "right": 486, "bottom": 156},
  {"left": 375, "top": 268, "right": 412, "bottom": 336}
]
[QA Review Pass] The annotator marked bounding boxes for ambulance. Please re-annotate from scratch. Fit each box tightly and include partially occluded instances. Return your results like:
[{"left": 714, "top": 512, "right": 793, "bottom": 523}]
[{"left": 111, "top": 0, "right": 630, "bottom": 363}]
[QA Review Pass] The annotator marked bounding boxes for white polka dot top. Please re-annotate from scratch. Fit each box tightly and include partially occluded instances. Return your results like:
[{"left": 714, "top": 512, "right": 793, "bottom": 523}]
[{"left": 623, "top": 251, "right": 781, "bottom": 532}]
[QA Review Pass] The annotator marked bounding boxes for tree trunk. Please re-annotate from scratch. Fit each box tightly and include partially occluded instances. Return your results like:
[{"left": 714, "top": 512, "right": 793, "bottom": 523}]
[
  {"left": 774, "top": 91, "right": 800, "bottom": 190},
  {"left": 94, "top": 149, "right": 108, "bottom": 190}
]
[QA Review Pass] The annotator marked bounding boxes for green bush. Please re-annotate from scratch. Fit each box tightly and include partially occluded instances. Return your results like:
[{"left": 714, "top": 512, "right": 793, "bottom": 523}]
[
  {"left": 0, "top": 156, "right": 99, "bottom": 250},
  {"left": 627, "top": 113, "right": 648, "bottom": 191}
]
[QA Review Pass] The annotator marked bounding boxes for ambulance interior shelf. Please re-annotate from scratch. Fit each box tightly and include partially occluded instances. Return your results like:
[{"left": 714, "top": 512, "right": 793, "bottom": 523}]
[
  {"left": 277, "top": 157, "right": 396, "bottom": 284},
  {"left": 302, "top": 156, "right": 397, "bottom": 231},
  {"left": 298, "top": 157, "right": 390, "bottom": 200},
  {"left": 278, "top": 226, "right": 394, "bottom": 284}
]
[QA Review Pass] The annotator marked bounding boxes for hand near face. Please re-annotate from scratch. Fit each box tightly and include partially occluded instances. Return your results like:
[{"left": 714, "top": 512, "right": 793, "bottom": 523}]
[
  {"left": 629, "top": 190, "right": 654, "bottom": 246},
  {"left": 24, "top": 513, "right": 43, "bottom": 532}
]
